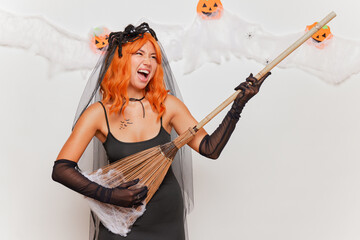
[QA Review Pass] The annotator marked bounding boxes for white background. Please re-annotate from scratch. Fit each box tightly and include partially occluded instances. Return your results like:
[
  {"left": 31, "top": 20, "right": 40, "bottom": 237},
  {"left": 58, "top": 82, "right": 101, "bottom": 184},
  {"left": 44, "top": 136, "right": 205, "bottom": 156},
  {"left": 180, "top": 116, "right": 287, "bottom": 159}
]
[{"left": 1, "top": 0, "right": 360, "bottom": 239}]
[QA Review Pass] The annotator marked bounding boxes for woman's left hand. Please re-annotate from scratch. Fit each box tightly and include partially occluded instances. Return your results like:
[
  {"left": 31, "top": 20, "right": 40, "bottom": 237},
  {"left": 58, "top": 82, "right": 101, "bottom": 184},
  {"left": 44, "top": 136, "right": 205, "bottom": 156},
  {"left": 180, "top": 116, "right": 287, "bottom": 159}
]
[{"left": 234, "top": 72, "right": 271, "bottom": 105}]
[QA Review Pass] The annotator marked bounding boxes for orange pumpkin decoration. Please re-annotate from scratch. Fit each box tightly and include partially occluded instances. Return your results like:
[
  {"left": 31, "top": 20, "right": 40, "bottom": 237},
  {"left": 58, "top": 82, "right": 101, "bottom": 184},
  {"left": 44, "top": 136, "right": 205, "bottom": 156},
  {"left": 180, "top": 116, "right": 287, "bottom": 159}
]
[
  {"left": 196, "top": 0, "right": 224, "bottom": 20},
  {"left": 94, "top": 35, "right": 109, "bottom": 50},
  {"left": 306, "top": 22, "right": 333, "bottom": 43},
  {"left": 305, "top": 22, "right": 333, "bottom": 49},
  {"left": 90, "top": 27, "right": 110, "bottom": 54}
]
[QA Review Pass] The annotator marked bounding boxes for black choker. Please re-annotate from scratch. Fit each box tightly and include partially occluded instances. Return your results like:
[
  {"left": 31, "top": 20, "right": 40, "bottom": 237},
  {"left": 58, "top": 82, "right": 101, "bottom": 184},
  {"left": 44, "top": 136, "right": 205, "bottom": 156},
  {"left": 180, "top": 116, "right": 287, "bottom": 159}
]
[{"left": 129, "top": 96, "right": 145, "bottom": 118}]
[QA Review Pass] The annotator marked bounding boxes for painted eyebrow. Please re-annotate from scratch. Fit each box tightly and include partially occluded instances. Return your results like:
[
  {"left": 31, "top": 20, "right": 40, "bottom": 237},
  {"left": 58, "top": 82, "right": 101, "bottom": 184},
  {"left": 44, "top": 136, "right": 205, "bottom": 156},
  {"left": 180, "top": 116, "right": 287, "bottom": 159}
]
[{"left": 137, "top": 49, "right": 156, "bottom": 55}]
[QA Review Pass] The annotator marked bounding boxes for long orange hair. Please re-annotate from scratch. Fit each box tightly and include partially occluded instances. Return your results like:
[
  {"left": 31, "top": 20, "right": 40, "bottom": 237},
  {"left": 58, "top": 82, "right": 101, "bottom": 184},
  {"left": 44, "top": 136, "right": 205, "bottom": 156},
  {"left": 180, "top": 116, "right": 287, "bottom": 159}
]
[{"left": 100, "top": 33, "right": 168, "bottom": 119}]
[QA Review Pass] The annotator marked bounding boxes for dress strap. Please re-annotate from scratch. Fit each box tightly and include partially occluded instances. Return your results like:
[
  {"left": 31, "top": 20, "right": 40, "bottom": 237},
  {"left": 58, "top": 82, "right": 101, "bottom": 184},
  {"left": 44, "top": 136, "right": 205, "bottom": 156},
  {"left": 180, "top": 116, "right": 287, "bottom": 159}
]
[{"left": 98, "top": 101, "right": 110, "bottom": 132}]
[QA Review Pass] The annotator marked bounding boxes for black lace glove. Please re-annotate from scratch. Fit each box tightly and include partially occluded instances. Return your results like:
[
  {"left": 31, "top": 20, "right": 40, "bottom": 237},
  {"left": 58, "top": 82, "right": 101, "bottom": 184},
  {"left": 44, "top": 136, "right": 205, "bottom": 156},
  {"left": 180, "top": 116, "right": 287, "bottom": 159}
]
[
  {"left": 199, "top": 72, "right": 271, "bottom": 159},
  {"left": 52, "top": 159, "right": 148, "bottom": 207}
]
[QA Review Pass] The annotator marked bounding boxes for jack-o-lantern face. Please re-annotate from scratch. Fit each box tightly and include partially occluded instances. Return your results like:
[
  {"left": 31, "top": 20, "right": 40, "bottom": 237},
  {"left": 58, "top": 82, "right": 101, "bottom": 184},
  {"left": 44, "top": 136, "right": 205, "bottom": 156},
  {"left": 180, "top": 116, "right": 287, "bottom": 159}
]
[
  {"left": 305, "top": 22, "right": 333, "bottom": 49},
  {"left": 196, "top": 0, "right": 224, "bottom": 20},
  {"left": 94, "top": 35, "right": 109, "bottom": 50},
  {"left": 306, "top": 22, "right": 332, "bottom": 42},
  {"left": 90, "top": 27, "right": 110, "bottom": 54}
]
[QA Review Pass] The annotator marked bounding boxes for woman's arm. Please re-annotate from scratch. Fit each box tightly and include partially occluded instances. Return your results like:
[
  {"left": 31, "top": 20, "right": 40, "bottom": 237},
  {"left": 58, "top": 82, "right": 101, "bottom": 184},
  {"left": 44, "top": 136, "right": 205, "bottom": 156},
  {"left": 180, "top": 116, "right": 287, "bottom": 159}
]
[
  {"left": 167, "top": 73, "right": 271, "bottom": 159},
  {"left": 165, "top": 95, "right": 208, "bottom": 153},
  {"left": 56, "top": 102, "right": 104, "bottom": 162},
  {"left": 53, "top": 102, "right": 148, "bottom": 207}
]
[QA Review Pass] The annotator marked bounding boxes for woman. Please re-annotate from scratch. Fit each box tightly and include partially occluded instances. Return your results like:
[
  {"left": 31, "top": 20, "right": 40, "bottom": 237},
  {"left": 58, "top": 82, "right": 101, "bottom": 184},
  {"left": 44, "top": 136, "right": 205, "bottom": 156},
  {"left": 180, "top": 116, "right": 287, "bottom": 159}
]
[{"left": 52, "top": 23, "right": 270, "bottom": 240}]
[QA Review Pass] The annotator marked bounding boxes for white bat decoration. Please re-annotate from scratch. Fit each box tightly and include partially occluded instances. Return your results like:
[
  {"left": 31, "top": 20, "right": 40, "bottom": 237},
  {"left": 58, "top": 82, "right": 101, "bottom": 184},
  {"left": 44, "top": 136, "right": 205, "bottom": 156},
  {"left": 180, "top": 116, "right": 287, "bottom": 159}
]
[{"left": 0, "top": 8, "right": 359, "bottom": 84}]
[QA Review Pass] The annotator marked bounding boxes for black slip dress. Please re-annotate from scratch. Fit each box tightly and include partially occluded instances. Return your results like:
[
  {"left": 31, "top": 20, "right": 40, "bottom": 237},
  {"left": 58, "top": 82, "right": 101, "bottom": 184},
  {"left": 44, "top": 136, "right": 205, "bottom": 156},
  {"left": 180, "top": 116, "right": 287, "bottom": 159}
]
[{"left": 97, "top": 102, "right": 185, "bottom": 240}]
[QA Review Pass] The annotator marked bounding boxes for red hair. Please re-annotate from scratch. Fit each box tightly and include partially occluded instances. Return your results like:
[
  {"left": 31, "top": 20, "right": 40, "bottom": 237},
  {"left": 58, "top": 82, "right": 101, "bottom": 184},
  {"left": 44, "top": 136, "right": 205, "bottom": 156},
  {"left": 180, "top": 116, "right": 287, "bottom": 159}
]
[{"left": 100, "top": 33, "right": 168, "bottom": 119}]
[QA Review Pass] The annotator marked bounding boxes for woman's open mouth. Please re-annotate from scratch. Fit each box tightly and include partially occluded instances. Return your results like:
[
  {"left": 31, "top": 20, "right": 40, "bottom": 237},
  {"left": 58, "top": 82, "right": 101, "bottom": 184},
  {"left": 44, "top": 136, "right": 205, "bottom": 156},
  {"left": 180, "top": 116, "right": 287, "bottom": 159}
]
[{"left": 137, "top": 69, "right": 150, "bottom": 81}]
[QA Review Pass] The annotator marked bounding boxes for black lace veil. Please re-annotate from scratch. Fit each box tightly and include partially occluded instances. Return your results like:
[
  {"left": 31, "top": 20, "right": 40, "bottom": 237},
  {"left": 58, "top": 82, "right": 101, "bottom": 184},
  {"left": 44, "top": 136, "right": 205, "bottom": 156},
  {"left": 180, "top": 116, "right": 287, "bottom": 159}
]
[{"left": 72, "top": 23, "right": 194, "bottom": 240}]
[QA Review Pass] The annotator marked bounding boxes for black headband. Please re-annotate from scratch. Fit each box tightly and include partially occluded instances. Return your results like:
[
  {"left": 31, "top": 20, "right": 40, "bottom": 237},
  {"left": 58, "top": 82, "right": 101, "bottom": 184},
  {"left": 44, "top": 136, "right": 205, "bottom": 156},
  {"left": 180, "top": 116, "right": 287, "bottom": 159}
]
[{"left": 108, "top": 22, "right": 158, "bottom": 58}]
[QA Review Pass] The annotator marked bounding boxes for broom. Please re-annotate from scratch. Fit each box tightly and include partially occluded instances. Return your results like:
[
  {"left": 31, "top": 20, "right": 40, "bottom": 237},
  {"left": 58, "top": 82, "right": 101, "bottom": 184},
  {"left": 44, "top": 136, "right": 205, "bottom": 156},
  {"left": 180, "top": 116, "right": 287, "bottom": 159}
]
[{"left": 86, "top": 11, "right": 337, "bottom": 236}]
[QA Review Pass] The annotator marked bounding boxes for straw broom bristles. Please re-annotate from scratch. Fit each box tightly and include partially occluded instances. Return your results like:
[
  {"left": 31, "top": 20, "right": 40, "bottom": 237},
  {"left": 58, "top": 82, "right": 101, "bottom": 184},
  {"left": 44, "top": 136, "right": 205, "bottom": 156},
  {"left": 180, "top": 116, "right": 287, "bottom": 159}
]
[
  {"left": 84, "top": 127, "right": 197, "bottom": 235},
  {"left": 90, "top": 127, "right": 197, "bottom": 204}
]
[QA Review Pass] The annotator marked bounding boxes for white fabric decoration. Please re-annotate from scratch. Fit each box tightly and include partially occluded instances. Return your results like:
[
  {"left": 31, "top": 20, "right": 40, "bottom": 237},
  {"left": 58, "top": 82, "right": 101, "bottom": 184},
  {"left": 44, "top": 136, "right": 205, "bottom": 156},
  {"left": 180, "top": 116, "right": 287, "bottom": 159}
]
[
  {"left": 84, "top": 169, "right": 146, "bottom": 236},
  {"left": 0, "top": 8, "right": 359, "bottom": 84}
]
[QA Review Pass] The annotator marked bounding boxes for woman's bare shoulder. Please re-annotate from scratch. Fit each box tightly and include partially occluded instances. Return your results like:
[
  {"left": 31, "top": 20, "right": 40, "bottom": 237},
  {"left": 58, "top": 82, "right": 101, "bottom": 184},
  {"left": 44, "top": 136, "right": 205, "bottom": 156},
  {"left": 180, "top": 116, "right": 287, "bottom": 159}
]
[
  {"left": 164, "top": 94, "right": 186, "bottom": 108},
  {"left": 74, "top": 102, "right": 105, "bottom": 129},
  {"left": 164, "top": 94, "right": 191, "bottom": 117},
  {"left": 82, "top": 102, "right": 104, "bottom": 117}
]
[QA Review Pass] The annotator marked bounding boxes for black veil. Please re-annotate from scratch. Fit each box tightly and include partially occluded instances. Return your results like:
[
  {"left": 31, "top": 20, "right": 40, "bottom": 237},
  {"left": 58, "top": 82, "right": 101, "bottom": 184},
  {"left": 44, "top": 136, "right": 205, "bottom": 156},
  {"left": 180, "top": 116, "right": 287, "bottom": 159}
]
[{"left": 72, "top": 23, "right": 194, "bottom": 240}]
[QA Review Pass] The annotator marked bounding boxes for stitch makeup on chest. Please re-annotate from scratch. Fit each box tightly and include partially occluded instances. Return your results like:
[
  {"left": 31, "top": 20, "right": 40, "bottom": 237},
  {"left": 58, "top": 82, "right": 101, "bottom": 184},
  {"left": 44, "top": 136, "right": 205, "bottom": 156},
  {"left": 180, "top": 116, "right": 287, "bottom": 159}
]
[{"left": 119, "top": 119, "right": 133, "bottom": 130}]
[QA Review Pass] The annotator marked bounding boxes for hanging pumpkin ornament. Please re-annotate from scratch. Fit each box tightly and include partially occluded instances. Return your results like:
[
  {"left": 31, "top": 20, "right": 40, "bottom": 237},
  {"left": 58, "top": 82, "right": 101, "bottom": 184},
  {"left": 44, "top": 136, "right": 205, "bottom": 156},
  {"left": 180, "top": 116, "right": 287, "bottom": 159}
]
[
  {"left": 196, "top": 0, "right": 224, "bottom": 20},
  {"left": 305, "top": 22, "right": 333, "bottom": 49},
  {"left": 89, "top": 27, "right": 110, "bottom": 54}
]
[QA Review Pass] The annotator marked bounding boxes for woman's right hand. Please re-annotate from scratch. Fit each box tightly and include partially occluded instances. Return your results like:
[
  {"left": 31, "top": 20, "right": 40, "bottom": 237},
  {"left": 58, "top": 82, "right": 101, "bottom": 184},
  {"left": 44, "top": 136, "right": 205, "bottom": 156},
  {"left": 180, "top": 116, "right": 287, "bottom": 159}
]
[
  {"left": 109, "top": 179, "right": 148, "bottom": 207},
  {"left": 52, "top": 159, "right": 148, "bottom": 208}
]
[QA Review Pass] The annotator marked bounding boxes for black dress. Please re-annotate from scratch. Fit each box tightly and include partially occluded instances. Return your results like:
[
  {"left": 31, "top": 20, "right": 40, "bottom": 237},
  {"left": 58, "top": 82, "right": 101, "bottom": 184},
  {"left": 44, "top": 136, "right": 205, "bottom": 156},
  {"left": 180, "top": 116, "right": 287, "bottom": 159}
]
[{"left": 97, "top": 102, "right": 185, "bottom": 240}]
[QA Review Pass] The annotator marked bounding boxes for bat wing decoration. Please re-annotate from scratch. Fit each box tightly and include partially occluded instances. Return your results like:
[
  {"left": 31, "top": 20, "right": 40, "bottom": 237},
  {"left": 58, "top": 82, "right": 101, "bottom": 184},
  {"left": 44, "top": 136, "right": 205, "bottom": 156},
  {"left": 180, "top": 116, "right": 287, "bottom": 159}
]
[
  {"left": 1, "top": 8, "right": 359, "bottom": 84},
  {"left": 0, "top": 9, "right": 98, "bottom": 74},
  {"left": 151, "top": 10, "right": 359, "bottom": 84}
]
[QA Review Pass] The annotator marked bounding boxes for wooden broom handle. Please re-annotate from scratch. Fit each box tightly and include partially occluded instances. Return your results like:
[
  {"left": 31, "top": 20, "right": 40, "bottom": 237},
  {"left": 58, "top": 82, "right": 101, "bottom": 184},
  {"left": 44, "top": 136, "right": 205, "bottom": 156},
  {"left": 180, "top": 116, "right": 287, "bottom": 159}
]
[{"left": 195, "top": 11, "right": 337, "bottom": 130}]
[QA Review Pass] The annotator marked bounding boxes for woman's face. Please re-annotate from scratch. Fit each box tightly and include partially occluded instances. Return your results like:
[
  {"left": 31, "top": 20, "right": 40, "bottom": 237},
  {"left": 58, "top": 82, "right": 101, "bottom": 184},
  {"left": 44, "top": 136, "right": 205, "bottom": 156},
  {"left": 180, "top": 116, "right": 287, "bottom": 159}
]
[{"left": 129, "top": 41, "right": 158, "bottom": 93}]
